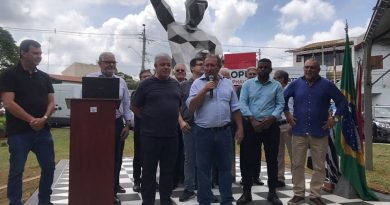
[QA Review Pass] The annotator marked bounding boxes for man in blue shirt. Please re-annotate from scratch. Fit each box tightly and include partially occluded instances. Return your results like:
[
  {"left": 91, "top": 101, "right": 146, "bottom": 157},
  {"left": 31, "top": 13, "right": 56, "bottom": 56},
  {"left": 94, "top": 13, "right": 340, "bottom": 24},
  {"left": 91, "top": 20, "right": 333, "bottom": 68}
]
[
  {"left": 186, "top": 54, "right": 243, "bottom": 205},
  {"left": 237, "top": 58, "right": 284, "bottom": 205},
  {"left": 284, "top": 58, "right": 347, "bottom": 205},
  {"left": 87, "top": 52, "right": 134, "bottom": 204}
]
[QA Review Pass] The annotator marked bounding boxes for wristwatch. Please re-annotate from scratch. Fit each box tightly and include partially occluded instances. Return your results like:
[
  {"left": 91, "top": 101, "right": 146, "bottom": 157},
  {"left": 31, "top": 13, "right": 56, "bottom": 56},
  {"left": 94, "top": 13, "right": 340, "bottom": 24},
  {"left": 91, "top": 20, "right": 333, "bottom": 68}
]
[{"left": 43, "top": 115, "right": 48, "bottom": 120}]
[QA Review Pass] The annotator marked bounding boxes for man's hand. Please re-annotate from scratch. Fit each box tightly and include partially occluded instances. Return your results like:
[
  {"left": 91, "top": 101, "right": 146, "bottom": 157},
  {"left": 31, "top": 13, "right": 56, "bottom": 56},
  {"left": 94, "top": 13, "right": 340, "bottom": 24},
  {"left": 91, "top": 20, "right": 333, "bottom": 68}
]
[
  {"left": 120, "top": 126, "right": 130, "bottom": 141},
  {"left": 322, "top": 116, "right": 336, "bottom": 130},
  {"left": 29, "top": 117, "right": 46, "bottom": 131},
  {"left": 250, "top": 116, "right": 275, "bottom": 132},
  {"left": 258, "top": 116, "right": 276, "bottom": 130},
  {"left": 285, "top": 111, "right": 296, "bottom": 126},
  {"left": 202, "top": 81, "right": 216, "bottom": 93},
  {"left": 235, "top": 127, "right": 244, "bottom": 144},
  {"left": 180, "top": 121, "right": 191, "bottom": 134}
]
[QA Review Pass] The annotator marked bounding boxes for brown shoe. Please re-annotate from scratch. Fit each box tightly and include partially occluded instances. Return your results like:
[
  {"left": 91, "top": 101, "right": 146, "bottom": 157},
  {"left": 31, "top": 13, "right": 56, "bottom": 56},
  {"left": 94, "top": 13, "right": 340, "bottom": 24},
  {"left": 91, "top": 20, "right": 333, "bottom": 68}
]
[
  {"left": 287, "top": 195, "right": 305, "bottom": 205},
  {"left": 308, "top": 197, "right": 325, "bottom": 205}
]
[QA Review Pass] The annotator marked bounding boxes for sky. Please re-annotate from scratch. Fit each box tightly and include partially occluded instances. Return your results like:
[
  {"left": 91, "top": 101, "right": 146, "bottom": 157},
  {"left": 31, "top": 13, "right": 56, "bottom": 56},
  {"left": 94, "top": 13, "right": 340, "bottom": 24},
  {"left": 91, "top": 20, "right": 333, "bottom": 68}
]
[{"left": 0, "top": 0, "right": 378, "bottom": 77}]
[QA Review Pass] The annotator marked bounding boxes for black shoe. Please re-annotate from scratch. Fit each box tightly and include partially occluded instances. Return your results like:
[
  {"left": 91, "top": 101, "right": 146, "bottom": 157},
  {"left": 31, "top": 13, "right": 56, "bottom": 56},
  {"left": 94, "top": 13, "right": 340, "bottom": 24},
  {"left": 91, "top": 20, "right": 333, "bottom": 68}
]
[
  {"left": 117, "top": 185, "right": 126, "bottom": 193},
  {"left": 288, "top": 195, "right": 305, "bottom": 205},
  {"left": 308, "top": 197, "right": 325, "bottom": 205},
  {"left": 267, "top": 192, "right": 282, "bottom": 205},
  {"left": 236, "top": 192, "right": 252, "bottom": 205},
  {"left": 179, "top": 190, "right": 196, "bottom": 202},
  {"left": 212, "top": 194, "right": 220, "bottom": 203},
  {"left": 114, "top": 195, "right": 121, "bottom": 205},
  {"left": 276, "top": 180, "right": 286, "bottom": 188},
  {"left": 253, "top": 178, "right": 264, "bottom": 186},
  {"left": 133, "top": 182, "right": 141, "bottom": 192}
]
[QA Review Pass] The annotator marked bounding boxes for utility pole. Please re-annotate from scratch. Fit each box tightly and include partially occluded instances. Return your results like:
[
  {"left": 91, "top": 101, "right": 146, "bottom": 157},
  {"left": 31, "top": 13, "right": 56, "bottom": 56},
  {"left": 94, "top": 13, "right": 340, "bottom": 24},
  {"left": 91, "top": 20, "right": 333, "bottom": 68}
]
[
  {"left": 141, "top": 24, "right": 146, "bottom": 71},
  {"left": 258, "top": 49, "right": 261, "bottom": 62}
]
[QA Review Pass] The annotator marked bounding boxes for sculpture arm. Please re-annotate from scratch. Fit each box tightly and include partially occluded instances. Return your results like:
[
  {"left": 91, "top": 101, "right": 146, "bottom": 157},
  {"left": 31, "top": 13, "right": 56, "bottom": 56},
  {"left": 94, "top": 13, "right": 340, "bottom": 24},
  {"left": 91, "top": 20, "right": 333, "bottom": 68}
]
[{"left": 150, "top": 0, "right": 175, "bottom": 30}]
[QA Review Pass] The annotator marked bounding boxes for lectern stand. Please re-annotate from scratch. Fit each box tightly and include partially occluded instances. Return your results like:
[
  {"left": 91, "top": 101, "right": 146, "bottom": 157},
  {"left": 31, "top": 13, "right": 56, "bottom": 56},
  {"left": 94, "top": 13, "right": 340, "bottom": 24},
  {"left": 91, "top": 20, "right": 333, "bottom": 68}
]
[{"left": 68, "top": 99, "right": 119, "bottom": 205}]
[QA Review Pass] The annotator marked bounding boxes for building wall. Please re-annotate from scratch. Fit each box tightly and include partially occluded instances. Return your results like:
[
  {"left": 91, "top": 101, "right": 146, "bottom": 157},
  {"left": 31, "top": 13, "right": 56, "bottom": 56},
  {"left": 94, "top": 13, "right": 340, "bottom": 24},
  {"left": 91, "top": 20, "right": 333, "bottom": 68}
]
[{"left": 355, "top": 43, "right": 390, "bottom": 106}]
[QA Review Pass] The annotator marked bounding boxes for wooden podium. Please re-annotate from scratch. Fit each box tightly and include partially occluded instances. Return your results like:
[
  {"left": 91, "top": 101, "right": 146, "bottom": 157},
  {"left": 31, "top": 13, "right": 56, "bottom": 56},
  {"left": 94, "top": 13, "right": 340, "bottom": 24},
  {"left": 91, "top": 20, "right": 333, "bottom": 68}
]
[{"left": 68, "top": 99, "right": 119, "bottom": 205}]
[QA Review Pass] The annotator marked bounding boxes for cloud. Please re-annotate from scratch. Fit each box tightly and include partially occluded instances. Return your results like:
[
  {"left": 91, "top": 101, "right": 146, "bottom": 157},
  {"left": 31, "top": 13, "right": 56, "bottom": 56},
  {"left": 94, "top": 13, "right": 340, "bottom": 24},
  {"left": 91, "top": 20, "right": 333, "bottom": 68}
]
[
  {"left": 278, "top": 0, "right": 335, "bottom": 32},
  {"left": 206, "top": 0, "right": 258, "bottom": 43},
  {"left": 310, "top": 19, "right": 367, "bottom": 42},
  {"left": 265, "top": 33, "right": 306, "bottom": 67},
  {"left": 1, "top": 0, "right": 259, "bottom": 76}
]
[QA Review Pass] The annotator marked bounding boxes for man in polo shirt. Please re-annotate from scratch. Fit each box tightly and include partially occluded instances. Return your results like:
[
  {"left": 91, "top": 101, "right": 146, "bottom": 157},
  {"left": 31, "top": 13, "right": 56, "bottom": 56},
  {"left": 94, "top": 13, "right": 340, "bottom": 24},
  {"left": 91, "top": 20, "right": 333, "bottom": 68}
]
[
  {"left": 178, "top": 57, "right": 204, "bottom": 202},
  {"left": 237, "top": 58, "right": 284, "bottom": 205},
  {"left": 0, "top": 39, "right": 55, "bottom": 205},
  {"left": 186, "top": 54, "right": 243, "bottom": 205},
  {"left": 284, "top": 58, "right": 347, "bottom": 205},
  {"left": 132, "top": 53, "right": 181, "bottom": 205}
]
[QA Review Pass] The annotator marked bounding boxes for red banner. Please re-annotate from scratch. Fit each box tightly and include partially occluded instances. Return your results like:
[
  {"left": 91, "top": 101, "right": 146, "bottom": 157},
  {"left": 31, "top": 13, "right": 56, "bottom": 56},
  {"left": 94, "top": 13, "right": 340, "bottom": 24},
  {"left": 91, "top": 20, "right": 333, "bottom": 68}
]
[
  {"left": 224, "top": 52, "right": 257, "bottom": 85},
  {"left": 224, "top": 52, "right": 257, "bottom": 69}
]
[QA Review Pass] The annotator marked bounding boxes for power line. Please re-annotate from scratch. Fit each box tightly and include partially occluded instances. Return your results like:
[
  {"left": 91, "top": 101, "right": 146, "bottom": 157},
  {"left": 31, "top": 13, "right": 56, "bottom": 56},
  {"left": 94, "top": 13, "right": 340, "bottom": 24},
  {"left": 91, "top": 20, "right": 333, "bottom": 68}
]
[
  {"left": 4, "top": 26, "right": 297, "bottom": 50},
  {"left": 3, "top": 26, "right": 139, "bottom": 37}
]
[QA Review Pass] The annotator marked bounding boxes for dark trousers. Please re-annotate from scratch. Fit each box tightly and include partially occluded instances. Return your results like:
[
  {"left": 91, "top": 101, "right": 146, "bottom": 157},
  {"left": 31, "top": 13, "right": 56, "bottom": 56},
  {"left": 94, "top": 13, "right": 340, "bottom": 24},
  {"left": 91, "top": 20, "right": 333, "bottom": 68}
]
[
  {"left": 173, "top": 125, "right": 184, "bottom": 186},
  {"left": 133, "top": 122, "right": 141, "bottom": 184},
  {"left": 237, "top": 119, "right": 261, "bottom": 180},
  {"left": 240, "top": 120, "right": 280, "bottom": 193},
  {"left": 114, "top": 118, "right": 125, "bottom": 193},
  {"left": 141, "top": 136, "right": 178, "bottom": 205}
]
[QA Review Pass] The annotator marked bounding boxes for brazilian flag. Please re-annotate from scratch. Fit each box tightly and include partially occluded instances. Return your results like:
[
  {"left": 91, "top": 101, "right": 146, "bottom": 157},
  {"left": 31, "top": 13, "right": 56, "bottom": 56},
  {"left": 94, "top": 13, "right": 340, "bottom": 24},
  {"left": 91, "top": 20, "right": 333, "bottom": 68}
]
[{"left": 335, "top": 24, "right": 378, "bottom": 201}]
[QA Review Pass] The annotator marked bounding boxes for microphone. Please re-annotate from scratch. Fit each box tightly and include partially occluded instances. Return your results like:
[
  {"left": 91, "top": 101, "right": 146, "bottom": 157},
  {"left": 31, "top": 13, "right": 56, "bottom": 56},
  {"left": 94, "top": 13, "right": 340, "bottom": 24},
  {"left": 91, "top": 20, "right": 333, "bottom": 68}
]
[{"left": 209, "top": 75, "right": 214, "bottom": 98}]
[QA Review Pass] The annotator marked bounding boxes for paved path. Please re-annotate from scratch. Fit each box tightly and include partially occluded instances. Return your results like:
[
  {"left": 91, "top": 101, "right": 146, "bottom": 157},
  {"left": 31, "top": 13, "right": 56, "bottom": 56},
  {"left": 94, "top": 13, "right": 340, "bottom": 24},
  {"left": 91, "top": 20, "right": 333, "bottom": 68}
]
[{"left": 25, "top": 157, "right": 389, "bottom": 204}]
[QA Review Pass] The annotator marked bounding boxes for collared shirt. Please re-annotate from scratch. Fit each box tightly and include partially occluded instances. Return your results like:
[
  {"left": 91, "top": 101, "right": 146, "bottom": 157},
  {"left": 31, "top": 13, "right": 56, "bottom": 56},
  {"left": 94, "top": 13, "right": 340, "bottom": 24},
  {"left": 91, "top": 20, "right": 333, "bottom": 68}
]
[
  {"left": 86, "top": 71, "right": 133, "bottom": 122},
  {"left": 280, "top": 84, "right": 294, "bottom": 120},
  {"left": 180, "top": 78, "right": 195, "bottom": 124},
  {"left": 0, "top": 62, "right": 54, "bottom": 135},
  {"left": 284, "top": 76, "right": 347, "bottom": 137},
  {"left": 186, "top": 74, "right": 240, "bottom": 128},
  {"left": 239, "top": 77, "right": 285, "bottom": 120}
]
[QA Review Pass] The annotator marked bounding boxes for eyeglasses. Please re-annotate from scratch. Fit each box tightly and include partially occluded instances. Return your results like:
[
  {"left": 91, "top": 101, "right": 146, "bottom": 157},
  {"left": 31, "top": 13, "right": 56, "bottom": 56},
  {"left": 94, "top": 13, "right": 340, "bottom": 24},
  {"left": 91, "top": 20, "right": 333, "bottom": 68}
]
[
  {"left": 175, "top": 69, "right": 185, "bottom": 73},
  {"left": 101, "top": 61, "right": 117, "bottom": 65}
]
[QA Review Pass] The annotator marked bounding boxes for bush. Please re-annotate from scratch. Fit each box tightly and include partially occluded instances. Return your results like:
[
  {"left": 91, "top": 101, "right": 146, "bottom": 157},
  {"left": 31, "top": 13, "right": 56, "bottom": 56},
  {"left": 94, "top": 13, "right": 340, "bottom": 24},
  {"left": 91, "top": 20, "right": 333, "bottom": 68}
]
[{"left": 0, "top": 115, "right": 5, "bottom": 131}]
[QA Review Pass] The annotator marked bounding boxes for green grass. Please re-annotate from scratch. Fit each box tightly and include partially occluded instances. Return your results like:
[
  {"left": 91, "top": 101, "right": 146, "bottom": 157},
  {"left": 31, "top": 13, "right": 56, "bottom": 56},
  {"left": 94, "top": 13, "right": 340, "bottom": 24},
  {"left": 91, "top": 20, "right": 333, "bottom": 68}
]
[
  {"left": 0, "top": 128, "right": 389, "bottom": 204},
  {"left": 0, "top": 128, "right": 134, "bottom": 205}
]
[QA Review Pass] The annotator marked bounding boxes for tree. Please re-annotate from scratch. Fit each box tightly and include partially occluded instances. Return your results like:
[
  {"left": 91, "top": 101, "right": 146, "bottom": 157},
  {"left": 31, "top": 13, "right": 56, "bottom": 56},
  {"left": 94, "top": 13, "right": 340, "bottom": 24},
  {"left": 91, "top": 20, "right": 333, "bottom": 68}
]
[
  {"left": 117, "top": 72, "right": 139, "bottom": 90},
  {"left": 0, "top": 27, "right": 19, "bottom": 70}
]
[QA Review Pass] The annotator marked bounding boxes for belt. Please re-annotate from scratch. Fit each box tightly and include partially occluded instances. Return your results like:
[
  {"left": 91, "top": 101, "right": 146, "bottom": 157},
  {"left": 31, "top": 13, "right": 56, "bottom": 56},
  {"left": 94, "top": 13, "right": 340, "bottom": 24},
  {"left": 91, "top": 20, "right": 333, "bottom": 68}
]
[
  {"left": 278, "top": 119, "right": 288, "bottom": 126},
  {"left": 205, "top": 124, "right": 231, "bottom": 131}
]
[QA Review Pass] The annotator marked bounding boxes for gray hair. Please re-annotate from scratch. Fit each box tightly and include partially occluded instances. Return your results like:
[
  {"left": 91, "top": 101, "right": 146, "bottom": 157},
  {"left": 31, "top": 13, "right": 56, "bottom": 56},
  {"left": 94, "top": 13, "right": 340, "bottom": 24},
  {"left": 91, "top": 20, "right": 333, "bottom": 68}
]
[
  {"left": 154, "top": 53, "right": 172, "bottom": 64},
  {"left": 98, "top": 52, "right": 115, "bottom": 62}
]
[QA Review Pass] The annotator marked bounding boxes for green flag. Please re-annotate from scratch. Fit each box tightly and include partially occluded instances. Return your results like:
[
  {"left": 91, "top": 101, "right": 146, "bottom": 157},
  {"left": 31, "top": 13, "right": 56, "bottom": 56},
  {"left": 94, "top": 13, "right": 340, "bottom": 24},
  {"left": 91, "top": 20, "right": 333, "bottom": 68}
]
[{"left": 335, "top": 23, "right": 378, "bottom": 201}]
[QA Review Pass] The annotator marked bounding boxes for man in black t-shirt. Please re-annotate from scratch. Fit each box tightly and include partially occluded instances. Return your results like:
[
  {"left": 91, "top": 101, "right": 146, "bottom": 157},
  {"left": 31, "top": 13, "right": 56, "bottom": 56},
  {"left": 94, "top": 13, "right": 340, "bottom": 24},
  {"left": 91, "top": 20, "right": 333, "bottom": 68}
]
[
  {"left": 131, "top": 53, "right": 181, "bottom": 205},
  {"left": 131, "top": 69, "right": 152, "bottom": 192},
  {"left": 0, "top": 39, "right": 55, "bottom": 205}
]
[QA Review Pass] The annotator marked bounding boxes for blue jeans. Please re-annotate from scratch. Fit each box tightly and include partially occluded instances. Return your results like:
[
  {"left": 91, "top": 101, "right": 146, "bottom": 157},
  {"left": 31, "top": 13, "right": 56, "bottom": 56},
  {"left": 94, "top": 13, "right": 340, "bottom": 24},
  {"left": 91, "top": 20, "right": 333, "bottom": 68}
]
[
  {"left": 183, "top": 125, "right": 197, "bottom": 192},
  {"left": 7, "top": 129, "right": 55, "bottom": 205},
  {"left": 195, "top": 125, "right": 233, "bottom": 205}
]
